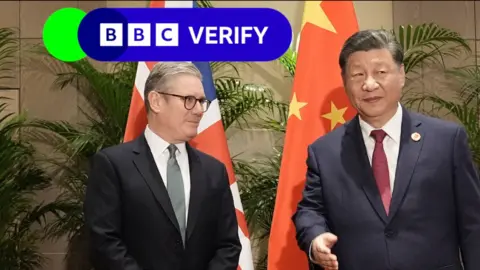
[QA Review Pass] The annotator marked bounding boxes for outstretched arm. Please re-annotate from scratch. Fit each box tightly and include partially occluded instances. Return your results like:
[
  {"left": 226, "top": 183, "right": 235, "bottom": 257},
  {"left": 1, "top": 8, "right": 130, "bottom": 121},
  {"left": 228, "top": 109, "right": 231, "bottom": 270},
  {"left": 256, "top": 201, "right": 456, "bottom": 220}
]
[{"left": 292, "top": 145, "right": 329, "bottom": 259}]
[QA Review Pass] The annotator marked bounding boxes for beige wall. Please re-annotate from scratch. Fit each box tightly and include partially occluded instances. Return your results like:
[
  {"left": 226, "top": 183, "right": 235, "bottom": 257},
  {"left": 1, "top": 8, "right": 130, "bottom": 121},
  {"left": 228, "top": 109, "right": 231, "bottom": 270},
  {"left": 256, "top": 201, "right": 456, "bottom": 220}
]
[{"left": 0, "top": 1, "right": 476, "bottom": 269}]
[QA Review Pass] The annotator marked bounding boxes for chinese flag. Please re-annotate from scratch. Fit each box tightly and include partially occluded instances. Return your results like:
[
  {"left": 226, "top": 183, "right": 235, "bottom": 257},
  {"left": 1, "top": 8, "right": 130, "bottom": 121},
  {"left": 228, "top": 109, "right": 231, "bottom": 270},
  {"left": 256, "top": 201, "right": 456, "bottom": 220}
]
[{"left": 268, "top": 1, "right": 359, "bottom": 269}]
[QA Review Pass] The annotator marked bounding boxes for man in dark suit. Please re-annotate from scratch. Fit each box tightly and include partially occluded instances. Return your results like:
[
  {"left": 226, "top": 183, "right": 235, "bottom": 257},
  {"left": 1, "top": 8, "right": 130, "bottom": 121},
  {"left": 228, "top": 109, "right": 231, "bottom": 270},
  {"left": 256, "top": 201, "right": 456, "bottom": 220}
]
[
  {"left": 84, "top": 62, "right": 241, "bottom": 270},
  {"left": 292, "top": 29, "right": 480, "bottom": 270}
]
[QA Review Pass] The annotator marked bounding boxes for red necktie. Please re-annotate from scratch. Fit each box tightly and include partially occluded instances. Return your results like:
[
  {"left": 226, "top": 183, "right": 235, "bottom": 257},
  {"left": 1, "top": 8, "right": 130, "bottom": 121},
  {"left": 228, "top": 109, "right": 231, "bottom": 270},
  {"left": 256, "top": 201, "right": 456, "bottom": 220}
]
[{"left": 370, "top": 129, "right": 391, "bottom": 215}]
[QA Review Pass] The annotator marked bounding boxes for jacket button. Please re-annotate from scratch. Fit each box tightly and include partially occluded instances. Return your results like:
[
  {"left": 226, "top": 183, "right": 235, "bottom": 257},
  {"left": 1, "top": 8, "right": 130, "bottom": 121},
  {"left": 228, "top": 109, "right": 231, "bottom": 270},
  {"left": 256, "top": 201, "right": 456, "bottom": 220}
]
[
  {"left": 384, "top": 229, "right": 397, "bottom": 238},
  {"left": 176, "top": 240, "right": 183, "bottom": 248}
]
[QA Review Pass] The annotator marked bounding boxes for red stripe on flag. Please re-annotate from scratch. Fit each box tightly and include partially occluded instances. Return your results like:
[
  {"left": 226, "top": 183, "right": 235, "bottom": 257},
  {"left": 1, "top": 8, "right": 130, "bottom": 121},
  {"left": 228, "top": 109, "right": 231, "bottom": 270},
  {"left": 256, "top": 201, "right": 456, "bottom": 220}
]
[
  {"left": 235, "top": 209, "right": 249, "bottom": 239},
  {"left": 145, "top": 61, "right": 157, "bottom": 71},
  {"left": 149, "top": 0, "right": 165, "bottom": 8},
  {"left": 189, "top": 121, "right": 236, "bottom": 186},
  {"left": 190, "top": 121, "right": 250, "bottom": 238},
  {"left": 124, "top": 87, "right": 147, "bottom": 142}
]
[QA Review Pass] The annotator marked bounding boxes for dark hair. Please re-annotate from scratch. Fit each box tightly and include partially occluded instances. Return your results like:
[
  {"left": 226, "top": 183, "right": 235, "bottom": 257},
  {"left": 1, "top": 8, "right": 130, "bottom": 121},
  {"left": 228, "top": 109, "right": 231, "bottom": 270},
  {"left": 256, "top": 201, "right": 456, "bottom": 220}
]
[{"left": 339, "top": 29, "right": 404, "bottom": 75}]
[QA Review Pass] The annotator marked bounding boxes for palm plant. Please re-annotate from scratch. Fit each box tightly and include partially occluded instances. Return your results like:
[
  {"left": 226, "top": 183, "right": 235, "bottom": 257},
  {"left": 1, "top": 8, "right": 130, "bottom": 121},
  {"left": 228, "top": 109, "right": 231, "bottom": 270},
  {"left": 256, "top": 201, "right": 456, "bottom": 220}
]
[
  {"left": 396, "top": 24, "right": 480, "bottom": 168},
  {"left": 404, "top": 65, "right": 480, "bottom": 168},
  {"left": 22, "top": 54, "right": 137, "bottom": 270},
  {"left": 393, "top": 23, "right": 471, "bottom": 100},
  {"left": 0, "top": 99, "right": 52, "bottom": 270},
  {"left": 0, "top": 27, "right": 52, "bottom": 270}
]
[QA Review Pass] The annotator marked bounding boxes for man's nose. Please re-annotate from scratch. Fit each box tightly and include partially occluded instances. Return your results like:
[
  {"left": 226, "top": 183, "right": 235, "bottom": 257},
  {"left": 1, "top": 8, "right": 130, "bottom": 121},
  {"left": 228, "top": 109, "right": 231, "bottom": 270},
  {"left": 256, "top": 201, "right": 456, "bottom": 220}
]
[
  {"left": 362, "top": 76, "right": 379, "bottom": 91},
  {"left": 192, "top": 101, "right": 204, "bottom": 115}
]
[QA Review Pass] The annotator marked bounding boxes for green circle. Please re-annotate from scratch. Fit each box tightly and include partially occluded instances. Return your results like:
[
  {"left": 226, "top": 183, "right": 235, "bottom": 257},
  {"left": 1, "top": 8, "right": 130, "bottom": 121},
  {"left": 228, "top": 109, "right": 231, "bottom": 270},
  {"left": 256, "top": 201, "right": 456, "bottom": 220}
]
[{"left": 43, "top": 7, "right": 87, "bottom": 62}]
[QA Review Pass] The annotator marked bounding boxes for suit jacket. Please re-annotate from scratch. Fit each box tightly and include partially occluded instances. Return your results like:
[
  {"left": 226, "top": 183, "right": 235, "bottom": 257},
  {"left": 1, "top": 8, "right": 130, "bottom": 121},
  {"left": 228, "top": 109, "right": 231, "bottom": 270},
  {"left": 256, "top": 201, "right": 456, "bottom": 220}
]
[
  {"left": 84, "top": 133, "right": 241, "bottom": 270},
  {"left": 292, "top": 108, "right": 480, "bottom": 270}
]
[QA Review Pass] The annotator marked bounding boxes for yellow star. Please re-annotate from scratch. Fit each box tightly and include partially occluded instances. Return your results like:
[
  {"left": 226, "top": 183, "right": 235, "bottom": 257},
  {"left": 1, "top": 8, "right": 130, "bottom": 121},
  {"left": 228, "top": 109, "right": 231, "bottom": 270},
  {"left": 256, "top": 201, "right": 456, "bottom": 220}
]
[
  {"left": 288, "top": 92, "right": 308, "bottom": 120},
  {"left": 301, "top": 1, "right": 336, "bottom": 33},
  {"left": 322, "top": 102, "right": 347, "bottom": 130}
]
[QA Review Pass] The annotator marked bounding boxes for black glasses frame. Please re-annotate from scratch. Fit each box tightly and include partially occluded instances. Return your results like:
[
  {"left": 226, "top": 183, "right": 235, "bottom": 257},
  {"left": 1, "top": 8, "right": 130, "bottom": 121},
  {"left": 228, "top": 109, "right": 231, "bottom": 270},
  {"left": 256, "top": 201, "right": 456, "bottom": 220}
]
[{"left": 157, "top": 92, "right": 211, "bottom": 112}]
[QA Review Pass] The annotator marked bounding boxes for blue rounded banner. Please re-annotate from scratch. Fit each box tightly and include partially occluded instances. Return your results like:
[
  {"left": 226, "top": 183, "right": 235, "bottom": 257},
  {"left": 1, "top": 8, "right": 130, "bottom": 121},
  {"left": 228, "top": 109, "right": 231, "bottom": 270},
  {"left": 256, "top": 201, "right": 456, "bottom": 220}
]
[{"left": 78, "top": 8, "right": 293, "bottom": 62}]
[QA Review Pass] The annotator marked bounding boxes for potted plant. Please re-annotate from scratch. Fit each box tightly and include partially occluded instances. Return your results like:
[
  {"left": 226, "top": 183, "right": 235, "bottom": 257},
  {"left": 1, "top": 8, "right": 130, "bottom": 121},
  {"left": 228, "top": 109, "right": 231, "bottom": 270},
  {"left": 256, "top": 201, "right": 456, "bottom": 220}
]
[{"left": 0, "top": 27, "right": 52, "bottom": 270}]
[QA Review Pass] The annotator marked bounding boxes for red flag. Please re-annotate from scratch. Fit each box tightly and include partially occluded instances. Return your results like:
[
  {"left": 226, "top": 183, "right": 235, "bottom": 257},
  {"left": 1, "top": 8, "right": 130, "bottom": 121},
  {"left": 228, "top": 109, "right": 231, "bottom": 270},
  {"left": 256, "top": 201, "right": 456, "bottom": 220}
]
[{"left": 268, "top": 1, "right": 359, "bottom": 269}]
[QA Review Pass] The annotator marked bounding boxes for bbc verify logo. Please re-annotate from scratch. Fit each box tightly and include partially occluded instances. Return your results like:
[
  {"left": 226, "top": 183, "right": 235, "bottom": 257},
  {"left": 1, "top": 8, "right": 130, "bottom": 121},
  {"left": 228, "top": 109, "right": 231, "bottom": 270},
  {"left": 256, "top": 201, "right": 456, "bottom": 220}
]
[
  {"left": 77, "top": 7, "right": 292, "bottom": 61},
  {"left": 100, "top": 23, "right": 179, "bottom": 46},
  {"left": 99, "top": 23, "right": 269, "bottom": 47}
]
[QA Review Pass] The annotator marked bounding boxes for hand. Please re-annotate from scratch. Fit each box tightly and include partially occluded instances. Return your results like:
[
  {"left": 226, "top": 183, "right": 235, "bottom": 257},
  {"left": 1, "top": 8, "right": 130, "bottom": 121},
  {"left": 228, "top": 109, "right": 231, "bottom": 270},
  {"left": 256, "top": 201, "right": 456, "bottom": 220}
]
[{"left": 311, "top": 232, "right": 338, "bottom": 270}]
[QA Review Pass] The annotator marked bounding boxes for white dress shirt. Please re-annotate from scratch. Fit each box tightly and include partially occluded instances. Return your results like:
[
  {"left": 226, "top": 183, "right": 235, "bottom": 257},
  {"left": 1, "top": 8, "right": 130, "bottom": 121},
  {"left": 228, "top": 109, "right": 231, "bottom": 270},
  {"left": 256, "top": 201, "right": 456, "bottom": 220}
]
[
  {"left": 358, "top": 102, "right": 402, "bottom": 193},
  {"left": 144, "top": 125, "right": 191, "bottom": 223}
]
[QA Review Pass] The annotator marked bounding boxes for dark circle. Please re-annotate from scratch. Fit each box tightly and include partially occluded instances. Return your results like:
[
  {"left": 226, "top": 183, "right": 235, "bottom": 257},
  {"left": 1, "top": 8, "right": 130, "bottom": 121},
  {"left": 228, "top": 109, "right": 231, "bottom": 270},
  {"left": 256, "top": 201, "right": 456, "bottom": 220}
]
[{"left": 78, "top": 8, "right": 128, "bottom": 61}]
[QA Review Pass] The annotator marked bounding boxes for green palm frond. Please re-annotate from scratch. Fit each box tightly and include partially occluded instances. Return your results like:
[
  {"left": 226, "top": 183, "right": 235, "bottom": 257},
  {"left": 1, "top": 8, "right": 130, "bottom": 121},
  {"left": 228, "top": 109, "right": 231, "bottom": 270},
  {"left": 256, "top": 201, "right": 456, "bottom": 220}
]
[
  {"left": 0, "top": 99, "right": 51, "bottom": 270},
  {"left": 442, "top": 65, "right": 480, "bottom": 105},
  {"left": 26, "top": 46, "right": 134, "bottom": 146},
  {"left": 195, "top": 0, "right": 213, "bottom": 8},
  {"left": 0, "top": 28, "right": 17, "bottom": 89},
  {"left": 235, "top": 148, "right": 282, "bottom": 269},
  {"left": 278, "top": 47, "right": 297, "bottom": 77},
  {"left": 235, "top": 150, "right": 280, "bottom": 234},
  {"left": 21, "top": 44, "right": 136, "bottom": 270},
  {"left": 394, "top": 23, "right": 471, "bottom": 75},
  {"left": 256, "top": 101, "right": 289, "bottom": 134},
  {"left": 0, "top": 27, "right": 50, "bottom": 270},
  {"left": 22, "top": 121, "right": 93, "bottom": 269},
  {"left": 215, "top": 77, "right": 287, "bottom": 130},
  {"left": 56, "top": 60, "right": 134, "bottom": 133},
  {"left": 27, "top": 45, "right": 134, "bottom": 128}
]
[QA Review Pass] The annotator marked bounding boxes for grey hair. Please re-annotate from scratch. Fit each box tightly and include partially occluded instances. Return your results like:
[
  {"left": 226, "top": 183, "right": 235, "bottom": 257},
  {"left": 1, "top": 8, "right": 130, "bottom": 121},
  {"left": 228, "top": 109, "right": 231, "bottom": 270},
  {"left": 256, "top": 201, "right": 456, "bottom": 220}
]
[
  {"left": 143, "top": 62, "right": 202, "bottom": 112},
  {"left": 339, "top": 29, "right": 404, "bottom": 76}
]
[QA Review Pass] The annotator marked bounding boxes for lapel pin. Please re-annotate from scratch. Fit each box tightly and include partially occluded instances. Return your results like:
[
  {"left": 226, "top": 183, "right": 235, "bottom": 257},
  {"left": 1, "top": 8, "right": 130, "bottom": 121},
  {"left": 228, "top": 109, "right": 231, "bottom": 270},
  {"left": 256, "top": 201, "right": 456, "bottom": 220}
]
[{"left": 411, "top": 132, "right": 421, "bottom": 142}]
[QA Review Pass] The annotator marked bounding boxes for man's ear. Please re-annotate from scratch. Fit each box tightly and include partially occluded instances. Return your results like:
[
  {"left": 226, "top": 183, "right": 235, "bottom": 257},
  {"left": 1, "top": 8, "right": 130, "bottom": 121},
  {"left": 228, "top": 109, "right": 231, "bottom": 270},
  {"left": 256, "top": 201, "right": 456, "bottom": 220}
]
[
  {"left": 399, "top": 64, "right": 406, "bottom": 88},
  {"left": 147, "top": 91, "right": 161, "bottom": 113}
]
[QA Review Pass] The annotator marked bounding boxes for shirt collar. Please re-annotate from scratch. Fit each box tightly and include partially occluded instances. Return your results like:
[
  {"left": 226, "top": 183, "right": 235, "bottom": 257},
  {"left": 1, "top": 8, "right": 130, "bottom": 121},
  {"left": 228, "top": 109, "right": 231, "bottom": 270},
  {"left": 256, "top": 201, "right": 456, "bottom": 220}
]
[
  {"left": 359, "top": 102, "right": 402, "bottom": 143},
  {"left": 144, "top": 125, "right": 187, "bottom": 157}
]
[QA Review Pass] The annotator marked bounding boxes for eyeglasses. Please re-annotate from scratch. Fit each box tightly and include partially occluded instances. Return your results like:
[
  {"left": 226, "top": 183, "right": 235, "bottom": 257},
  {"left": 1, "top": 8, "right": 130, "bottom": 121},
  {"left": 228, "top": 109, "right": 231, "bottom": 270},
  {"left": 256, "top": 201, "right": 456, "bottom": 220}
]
[{"left": 157, "top": 92, "right": 211, "bottom": 112}]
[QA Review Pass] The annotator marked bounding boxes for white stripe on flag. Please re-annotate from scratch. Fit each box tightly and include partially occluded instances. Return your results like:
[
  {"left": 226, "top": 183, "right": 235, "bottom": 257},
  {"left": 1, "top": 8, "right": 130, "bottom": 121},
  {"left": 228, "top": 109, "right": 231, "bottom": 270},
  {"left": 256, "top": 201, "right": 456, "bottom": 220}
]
[
  {"left": 230, "top": 181, "right": 245, "bottom": 213},
  {"left": 164, "top": 0, "right": 193, "bottom": 8},
  {"left": 238, "top": 227, "right": 254, "bottom": 270},
  {"left": 134, "top": 61, "right": 150, "bottom": 100}
]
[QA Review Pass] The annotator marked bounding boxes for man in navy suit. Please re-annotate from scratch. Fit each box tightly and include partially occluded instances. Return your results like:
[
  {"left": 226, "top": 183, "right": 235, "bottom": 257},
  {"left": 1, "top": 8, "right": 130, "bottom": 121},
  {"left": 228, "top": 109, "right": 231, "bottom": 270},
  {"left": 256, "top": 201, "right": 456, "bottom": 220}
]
[{"left": 292, "top": 29, "right": 480, "bottom": 270}]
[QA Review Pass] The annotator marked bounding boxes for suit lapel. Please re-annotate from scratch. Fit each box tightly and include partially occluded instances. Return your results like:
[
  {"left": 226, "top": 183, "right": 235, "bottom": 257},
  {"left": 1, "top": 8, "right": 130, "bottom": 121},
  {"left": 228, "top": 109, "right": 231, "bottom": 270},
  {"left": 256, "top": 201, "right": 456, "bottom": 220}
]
[
  {"left": 131, "top": 134, "right": 180, "bottom": 233},
  {"left": 387, "top": 109, "right": 424, "bottom": 222},
  {"left": 185, "top": 144, "right": 207, "bottom": 240},
  {"left": 344, "top": 116, "right": 388, "bottom": 224}
]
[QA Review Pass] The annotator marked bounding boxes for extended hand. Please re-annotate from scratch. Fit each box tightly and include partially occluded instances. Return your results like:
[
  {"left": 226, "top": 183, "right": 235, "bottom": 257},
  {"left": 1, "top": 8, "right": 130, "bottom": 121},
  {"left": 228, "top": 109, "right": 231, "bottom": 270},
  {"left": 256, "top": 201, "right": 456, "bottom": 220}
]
[{"left": 311, "top": 232, "right": 338, "bottom": 270}]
